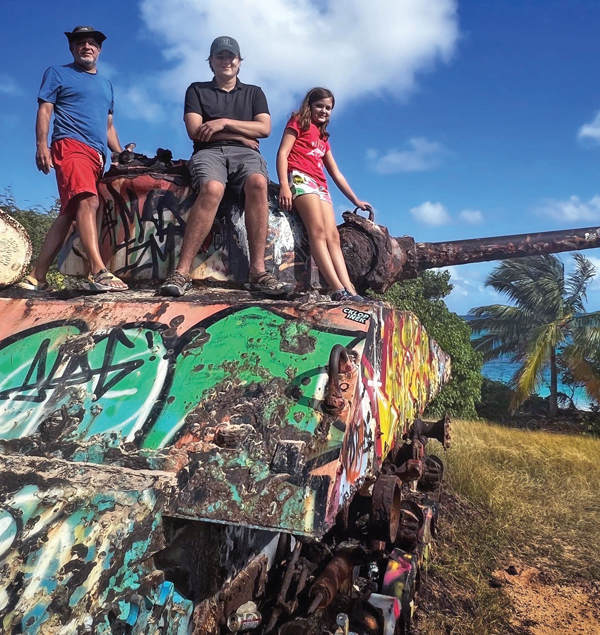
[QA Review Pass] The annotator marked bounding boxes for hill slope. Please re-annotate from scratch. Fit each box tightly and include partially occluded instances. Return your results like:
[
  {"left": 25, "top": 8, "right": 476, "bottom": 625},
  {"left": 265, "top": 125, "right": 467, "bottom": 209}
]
[{"left": 416, "top": 419, "right": 600, "bottom": 634}]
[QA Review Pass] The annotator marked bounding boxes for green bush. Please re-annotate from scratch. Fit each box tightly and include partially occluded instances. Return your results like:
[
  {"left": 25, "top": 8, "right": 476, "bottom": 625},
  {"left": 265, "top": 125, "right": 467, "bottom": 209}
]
[
  {"left": 382, "top": 270, "right": 483, "bottom": 419},
  {"left": 476, "top": 377, "right": 513, "bottom": 421}
]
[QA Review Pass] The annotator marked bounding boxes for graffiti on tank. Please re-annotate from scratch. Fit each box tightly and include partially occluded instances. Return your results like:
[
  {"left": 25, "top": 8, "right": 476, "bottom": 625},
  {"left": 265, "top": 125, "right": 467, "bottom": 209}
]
[
  {"left": 0, "top": 307, "right": 357, "bottom": 453},
  {"left": 0, "top": 321, "right": 169, "bottom": 442},
  {"left": 342, "top": 307, "right": 371, "bottom": 324},
  {"left": 59, "top": 175, "right": 315, "bottom": 288},
  {"left": 101, "top": 180, "right": 196, "bottom": 279},
  {"left": 356, "top": 311, "right": 450, "bottom": 463},
  {"left": 0, "top": 298, "right": 450, "bottom": 536},
  {"left": 0, "top": 478, "right": 193, "bottom": 633}
]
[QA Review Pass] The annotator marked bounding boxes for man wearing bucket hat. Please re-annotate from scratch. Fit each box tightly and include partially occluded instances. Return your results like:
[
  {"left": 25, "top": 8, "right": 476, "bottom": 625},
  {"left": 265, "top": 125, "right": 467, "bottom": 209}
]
[
  {"left": 20, "top": 26, "right": 127, "bottom": 292},
  {"left": 159, "top": 36, "right": 294, "bottom": 297}
]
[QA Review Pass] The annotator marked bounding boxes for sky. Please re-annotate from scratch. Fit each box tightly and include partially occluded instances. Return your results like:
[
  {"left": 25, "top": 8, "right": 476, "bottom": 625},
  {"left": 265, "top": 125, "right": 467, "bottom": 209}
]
[{"left": 1, "top": 0, "right": 600, "bottom": 314}]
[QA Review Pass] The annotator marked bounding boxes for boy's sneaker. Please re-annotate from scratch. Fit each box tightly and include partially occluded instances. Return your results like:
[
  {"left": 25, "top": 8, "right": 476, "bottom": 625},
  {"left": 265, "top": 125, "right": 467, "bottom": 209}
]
[
  {"left": 246, "top": 271, "right": 294, "bottom": 296},
  {"left": 331, "top": 289, "right": 367, "bottom": 302},
  {"left": 159, "top": 271, "right": 192, "bottom": 297}
]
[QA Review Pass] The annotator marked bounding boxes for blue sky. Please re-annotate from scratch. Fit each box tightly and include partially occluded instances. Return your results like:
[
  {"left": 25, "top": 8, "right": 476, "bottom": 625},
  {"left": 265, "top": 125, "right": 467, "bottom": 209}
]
[{"left": 1, "top": 0, "right": 600, "bottom": 314}]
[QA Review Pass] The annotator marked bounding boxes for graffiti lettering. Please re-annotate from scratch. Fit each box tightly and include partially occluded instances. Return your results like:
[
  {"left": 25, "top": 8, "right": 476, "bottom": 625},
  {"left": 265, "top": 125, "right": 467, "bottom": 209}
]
[
  {"left": 0, "top": 308, "right": 360, "bottom": 453},
  {"left": 342, "top": 308, "right": 371, "bottom": 324},
  {"left": 0, "top": 322, "right": 169, "bottom": 442},
  {"left": 102, "top": 183, "right": 196, "bottom": 279},
  {"left": 0, "top": 328, "right": 146, "bottom": 403}
]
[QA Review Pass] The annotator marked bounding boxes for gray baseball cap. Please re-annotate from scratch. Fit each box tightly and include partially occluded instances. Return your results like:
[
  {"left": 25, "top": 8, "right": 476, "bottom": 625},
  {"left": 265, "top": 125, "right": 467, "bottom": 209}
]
[
  {"left": 210, "top": 36, "right": 240, "bottom": 57},
  {"left": 64, "top": 26, "right": 107, "bottom": 46}
]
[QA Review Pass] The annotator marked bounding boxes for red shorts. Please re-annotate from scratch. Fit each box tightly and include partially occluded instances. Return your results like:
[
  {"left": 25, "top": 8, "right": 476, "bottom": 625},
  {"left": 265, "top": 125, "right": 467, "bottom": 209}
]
[{"left": 51, "top": 138, "right": 104, "bottom": 216}]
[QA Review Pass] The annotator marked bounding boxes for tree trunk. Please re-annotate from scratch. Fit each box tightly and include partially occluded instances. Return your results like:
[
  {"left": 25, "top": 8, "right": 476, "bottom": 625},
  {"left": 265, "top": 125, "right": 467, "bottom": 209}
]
[{"left": 549, "top": 346, "right": 558, "bottom": 418}]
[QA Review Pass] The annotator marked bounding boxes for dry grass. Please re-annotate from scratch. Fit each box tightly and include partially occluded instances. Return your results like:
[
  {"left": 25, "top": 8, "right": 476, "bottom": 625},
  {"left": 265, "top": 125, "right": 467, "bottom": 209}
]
[{"left": 416, "top": 419, "right": 600, "bottom": 635}]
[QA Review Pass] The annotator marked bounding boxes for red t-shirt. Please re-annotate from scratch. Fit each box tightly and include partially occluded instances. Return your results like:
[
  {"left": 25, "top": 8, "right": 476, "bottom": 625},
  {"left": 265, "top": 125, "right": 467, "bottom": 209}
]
[{"left": 285, "top": 117, "right": 331, "bottom": 187}]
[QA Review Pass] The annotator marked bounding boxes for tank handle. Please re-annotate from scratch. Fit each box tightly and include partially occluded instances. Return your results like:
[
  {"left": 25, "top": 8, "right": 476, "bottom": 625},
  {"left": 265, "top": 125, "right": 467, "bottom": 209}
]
[{"left": 352, "top": 205, "right": 375, "bottom": 222}]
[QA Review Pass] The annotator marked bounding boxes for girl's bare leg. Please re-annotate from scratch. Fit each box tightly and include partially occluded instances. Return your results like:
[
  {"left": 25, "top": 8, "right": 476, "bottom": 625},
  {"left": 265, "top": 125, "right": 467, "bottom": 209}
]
[
  {"left": 294, "top": 194, "right": 345, "bottom": 292},
  {"left": 321, "top": 200, "right": 358, "bottom": 294}
]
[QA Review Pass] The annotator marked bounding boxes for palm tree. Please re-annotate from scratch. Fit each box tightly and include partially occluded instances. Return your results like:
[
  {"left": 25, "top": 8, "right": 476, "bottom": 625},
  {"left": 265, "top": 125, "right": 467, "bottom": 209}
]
[{"left": 469, "top": 253, "right": 600, "bottom": 417}]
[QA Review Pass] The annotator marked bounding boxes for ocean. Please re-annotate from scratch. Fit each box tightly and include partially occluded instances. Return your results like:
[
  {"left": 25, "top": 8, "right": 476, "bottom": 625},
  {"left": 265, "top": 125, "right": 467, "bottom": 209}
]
[
  {"left": 462, "top": 316, "right": 592, "bottom": 409},
  {"left": 482, "top": 358, "right": 591, "bottom": 410}
]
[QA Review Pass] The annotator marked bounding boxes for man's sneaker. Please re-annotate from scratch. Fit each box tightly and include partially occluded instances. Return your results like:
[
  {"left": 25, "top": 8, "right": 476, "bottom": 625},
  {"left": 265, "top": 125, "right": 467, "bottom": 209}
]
[
  {"left": 159, "top": 271, "right": 192, "bottom": 297},
  {"left": 247, "top": 271, "right": 294, "bottom": 296},
  {"left": 331, "top": 289, "right": 366, "bottom": 302}
]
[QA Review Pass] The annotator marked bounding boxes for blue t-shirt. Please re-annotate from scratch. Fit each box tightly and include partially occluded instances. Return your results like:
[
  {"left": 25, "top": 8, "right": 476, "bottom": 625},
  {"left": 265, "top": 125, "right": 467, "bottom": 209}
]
[{"left": 38, "top": 63, "right": 114, "bottom": 159}]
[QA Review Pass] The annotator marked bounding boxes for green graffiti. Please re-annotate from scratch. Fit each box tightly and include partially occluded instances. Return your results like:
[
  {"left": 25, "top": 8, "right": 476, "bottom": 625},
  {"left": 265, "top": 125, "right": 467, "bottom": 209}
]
[
  {"left": 0, "top": 308, "right": 357, "bottom": 456},
  {"left": 142, "top": 307, "right": 355, "bottom": 449},
  {"left": 0, "top": 322, "right": 168, "bottom": 443}
]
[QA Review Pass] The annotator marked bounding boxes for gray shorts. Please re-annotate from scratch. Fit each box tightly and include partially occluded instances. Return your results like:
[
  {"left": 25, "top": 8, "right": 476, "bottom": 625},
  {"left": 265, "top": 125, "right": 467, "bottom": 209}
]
[{"left": 188, "top": 145, "right": 269, "bottom": 196}]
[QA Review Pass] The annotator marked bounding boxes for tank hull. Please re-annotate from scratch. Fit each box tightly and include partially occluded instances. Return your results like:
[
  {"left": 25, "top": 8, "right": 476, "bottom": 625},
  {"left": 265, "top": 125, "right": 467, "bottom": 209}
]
[{"left": 0, "top": 290, "right": 449, "bottom": 632}]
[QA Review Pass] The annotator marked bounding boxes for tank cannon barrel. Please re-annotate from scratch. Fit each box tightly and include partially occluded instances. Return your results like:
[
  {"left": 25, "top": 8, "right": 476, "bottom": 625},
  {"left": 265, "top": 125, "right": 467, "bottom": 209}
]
[
  {"left": 339, "top": 210, "right": 600, "bottom": 293},
  {"left": 413, "top": 226, "right": 600, "bottom": 271}
]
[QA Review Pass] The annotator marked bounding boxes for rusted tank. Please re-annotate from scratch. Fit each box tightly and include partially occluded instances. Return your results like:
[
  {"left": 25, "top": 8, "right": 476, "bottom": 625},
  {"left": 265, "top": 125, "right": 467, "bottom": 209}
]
[
  {"left": 55, "top": 151, "right": 600, "bottom": 294},
  {"left": 0, "top": 151, "right": 593, "bottom": 634}
]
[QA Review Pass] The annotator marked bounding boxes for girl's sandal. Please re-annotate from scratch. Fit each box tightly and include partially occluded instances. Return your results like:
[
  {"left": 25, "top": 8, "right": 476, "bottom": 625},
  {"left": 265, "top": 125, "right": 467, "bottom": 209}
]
[
  {"left": 17, "top": 275, "right": 50, "bottom": 291},
  {"left": 86, "top": 269, "right": 128, "bottom": 292}
]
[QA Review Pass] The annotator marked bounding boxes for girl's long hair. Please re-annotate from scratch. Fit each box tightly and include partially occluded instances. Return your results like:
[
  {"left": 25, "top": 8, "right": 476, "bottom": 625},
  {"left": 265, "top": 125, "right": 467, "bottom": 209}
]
[{"left": 291, "top": 87, "right": 335, "bottom": 140}]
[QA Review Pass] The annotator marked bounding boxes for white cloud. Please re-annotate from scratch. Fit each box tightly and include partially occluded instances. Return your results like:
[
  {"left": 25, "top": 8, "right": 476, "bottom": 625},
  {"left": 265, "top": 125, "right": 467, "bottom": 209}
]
[
  {"left": 97, "top": 61, "right": 119, "bottom": 80},
  {"left": 436, "top": 263, "right": 504, "bottom": 311},
  {"left": 410, "top": 201, "right": 451, "bottom": 226},
  {"left": 459, "top": 208, "right": 483, "bottom": 224},
  {"left": 0, "top": 75, "right": 22, "bottom": 96},
  {"left": 117, "top": 85, "right": 166, "bottom": 123},
  {"left": 578, "top": 111, "right": 600, "bottom": 145},
  {"left": 535, "top": 195, "right": 600, "bottom": 222},
  {"left": 367, "top": 137, "right": 446, "bottom": 173},
  {"left": 138, "top": 0, "right": 459, "bottom": 119}
]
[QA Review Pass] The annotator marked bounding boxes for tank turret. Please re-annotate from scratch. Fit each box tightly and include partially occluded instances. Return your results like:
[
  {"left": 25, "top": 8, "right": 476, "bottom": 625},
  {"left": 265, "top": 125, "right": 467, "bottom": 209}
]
[
  {"left": 54, "top": 152, "right": 600, "bottom": 298},
  {"left": 339, "top": 209, "right": 600, "bottom": 293}
]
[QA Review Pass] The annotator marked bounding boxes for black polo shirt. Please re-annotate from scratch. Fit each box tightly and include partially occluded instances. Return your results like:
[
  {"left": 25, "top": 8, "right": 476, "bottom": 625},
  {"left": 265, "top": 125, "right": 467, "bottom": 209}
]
[{"left": 184, "top": 78, "right": 270, "bottom": 153}]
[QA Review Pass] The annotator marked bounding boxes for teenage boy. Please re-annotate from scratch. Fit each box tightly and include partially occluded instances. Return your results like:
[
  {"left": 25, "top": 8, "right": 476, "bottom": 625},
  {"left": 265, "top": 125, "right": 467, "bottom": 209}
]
[{"left": 160, "top": 36, "right": 293, "bottom": 297}]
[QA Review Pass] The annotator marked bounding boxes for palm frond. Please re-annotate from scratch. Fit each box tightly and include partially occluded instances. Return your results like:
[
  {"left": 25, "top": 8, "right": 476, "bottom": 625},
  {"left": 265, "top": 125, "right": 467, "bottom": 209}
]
[
  {"left": 562, "top": 345, "right": 600, "bottom": 403},
  {"left": 471, "top": 333, "right": 527, "bottom": 360},
  {"left": 570, "top": 310, "right": 600, "bottom": 330},
  {"left": 469, "top": 304, "right": 534, "bottom": 336},
  {"left": 484, "top": 256, "right": 565, "bottom": 318},
  {"left": 568, "top": 318, "right": 600, "bottom": 359},
  {"left": 565, "top": 253, "right": 596, "bottom": 313},
  {"left": 510, "top": 322, "right": 563, "bottom": 410}
]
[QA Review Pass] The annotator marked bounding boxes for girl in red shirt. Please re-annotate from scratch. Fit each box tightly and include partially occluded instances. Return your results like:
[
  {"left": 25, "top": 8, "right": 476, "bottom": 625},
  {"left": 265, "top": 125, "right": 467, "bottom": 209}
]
[{"left": 277, "top": 87, "right": 372, "bottom": 302}]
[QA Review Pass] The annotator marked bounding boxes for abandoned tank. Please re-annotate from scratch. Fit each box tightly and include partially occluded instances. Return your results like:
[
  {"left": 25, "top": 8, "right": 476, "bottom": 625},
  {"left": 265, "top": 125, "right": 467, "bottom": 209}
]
[{"left": 1, "top": 150, "right": 599, "bottom": 634}]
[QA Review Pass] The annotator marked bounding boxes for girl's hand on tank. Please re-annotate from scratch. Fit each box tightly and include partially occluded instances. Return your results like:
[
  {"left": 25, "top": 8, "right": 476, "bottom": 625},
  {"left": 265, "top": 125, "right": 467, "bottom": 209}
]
[
  {"left": 278, "top": 186, "right": 293, "bottom": 212},
  {"left": 354, "top": 200, "right": 372, "bottom": 211}
]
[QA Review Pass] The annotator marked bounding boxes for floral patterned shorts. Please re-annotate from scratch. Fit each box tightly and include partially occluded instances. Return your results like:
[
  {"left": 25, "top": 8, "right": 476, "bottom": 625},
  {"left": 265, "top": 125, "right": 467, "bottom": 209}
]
[{"left": 288, "top": 170, "right": 332, "bottom": 204}]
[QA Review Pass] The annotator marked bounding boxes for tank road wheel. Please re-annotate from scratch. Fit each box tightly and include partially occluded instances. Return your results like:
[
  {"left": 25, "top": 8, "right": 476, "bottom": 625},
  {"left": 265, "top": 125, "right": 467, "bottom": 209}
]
[
  {"left": 419, "top": 455, "right": 444, "bottom": 492},
  {"left": 369, "top": 475, "right": 403, "bottom": 543},
  {"left": 0, "top": 210, "right": 32, "bottom": 288},
  {"left": 396, "top": 500, "right": 425, "bottom": 552}
]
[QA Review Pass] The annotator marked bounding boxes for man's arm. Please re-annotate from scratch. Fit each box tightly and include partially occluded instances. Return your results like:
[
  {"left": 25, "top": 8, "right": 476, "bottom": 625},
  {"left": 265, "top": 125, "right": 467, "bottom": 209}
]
[
  {"left": 184, "top": 112, "right": 260, "bottom": 149},
  {"left": 107, "top": 113, "right": 123, "bottom": 154},
  {"left": 195, "top": 114, "right": 271, "bottom": 143},
  {"left": 35, "top": 101, "right": 54, "bottom": 174}
]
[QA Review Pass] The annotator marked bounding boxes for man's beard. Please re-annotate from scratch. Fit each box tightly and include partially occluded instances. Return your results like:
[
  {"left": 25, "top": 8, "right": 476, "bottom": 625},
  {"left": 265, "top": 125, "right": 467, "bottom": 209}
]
[{"left": 76, "top": 56, "right": 96, "bottom": 70}]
